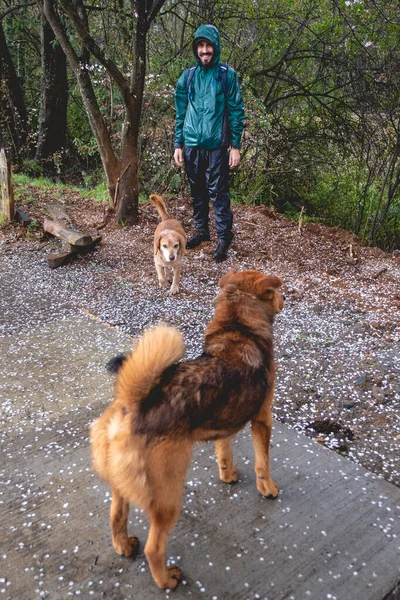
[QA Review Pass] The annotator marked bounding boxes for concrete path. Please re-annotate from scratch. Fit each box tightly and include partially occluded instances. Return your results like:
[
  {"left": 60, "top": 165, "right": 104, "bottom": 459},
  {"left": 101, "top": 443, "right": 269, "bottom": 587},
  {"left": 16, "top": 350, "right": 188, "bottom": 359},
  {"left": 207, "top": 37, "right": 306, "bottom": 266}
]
[{"left": 1, "top": 314, "right": 400, "bottom": 600}]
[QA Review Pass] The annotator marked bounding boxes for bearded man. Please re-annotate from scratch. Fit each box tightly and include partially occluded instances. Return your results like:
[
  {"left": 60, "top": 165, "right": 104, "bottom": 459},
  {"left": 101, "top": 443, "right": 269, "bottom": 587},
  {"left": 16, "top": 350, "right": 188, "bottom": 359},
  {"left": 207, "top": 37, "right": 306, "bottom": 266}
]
[{"left": 174, "top": 24, "right": 245, "bottom": 262}]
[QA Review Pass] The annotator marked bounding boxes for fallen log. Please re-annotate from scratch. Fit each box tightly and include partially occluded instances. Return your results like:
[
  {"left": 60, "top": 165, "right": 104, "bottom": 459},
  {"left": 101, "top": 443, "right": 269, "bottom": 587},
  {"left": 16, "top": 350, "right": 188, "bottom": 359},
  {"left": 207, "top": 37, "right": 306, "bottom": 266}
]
[
  {"left": 43, "top": 217, "right": 93, "bottom": 247},
  {"left": 46, "top": 203, "right": 73, "bottom": 226},
  {"left": 43, "top": 205, "right": 102, "bottom": 268},
  {"left": 69, "top": 235, "right": 102, "bottom": 253},
  {"left": 46, "top": 236, "right": 102, "bottom": 269},
  {"left": 47, "top": 251, "right": 77, "bottom": 269}
]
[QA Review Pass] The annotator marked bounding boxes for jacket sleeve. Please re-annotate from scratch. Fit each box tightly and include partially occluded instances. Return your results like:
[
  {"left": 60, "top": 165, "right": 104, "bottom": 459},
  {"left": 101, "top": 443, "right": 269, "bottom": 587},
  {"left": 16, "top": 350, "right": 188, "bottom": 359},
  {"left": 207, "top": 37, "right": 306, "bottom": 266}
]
[
  {"left": 226, "top": 68, "right": 245, "bottom": 149},
  {"left": 174, "top": 70, "right": 188, "bottom": 149}
]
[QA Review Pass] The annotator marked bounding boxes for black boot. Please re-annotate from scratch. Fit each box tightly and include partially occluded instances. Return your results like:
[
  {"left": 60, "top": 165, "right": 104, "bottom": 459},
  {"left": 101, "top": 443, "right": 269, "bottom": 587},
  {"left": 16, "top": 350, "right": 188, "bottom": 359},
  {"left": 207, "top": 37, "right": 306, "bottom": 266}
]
[
  {"left": 213, "top": 239, "right": 231, "bottom": 262},
  {"left": 186, "top": 230, "right": 210, "bottom": 249}
]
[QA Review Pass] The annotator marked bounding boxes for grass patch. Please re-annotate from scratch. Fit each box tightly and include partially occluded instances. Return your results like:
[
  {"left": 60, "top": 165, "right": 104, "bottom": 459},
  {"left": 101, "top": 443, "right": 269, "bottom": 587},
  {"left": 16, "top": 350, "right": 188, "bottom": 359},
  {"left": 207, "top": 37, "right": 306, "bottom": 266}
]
[
  {"left": 28, "top": 176, "right": 56, "bottom": 189},
  {"left": 81, "top": 182, "right": 109, "bottom": 203},
  {"left": 13, "top": 174, "right": 32, "bottom": 186},
  {"left": 14, "top": 173, "right": 149, "bottom": 208},
  {"left": 14, "top": 173, "right": 102, "bottom": 199},
  {"left": 15, "top": 174, "right": 74, "bottom": 192}
]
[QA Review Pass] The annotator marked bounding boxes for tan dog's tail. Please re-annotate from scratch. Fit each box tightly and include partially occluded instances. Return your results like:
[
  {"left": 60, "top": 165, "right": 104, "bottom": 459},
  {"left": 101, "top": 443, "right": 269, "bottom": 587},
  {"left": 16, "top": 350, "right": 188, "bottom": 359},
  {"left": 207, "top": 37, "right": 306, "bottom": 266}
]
[
  {"left": 150, "top": 194, "right": 170, "bottom": 221},
  {"left": 115, "top": 324, "right": 185, "bottom": 407}
]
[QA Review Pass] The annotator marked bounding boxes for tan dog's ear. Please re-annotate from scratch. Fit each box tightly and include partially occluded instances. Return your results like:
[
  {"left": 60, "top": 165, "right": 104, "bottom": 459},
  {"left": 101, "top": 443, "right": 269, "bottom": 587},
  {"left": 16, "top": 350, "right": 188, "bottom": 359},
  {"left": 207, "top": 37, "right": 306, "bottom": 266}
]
[
  {"left": 154, "top": 234, "right": 161, "bottom": 256},
  {"left": 218, "top": 269, "right": 238, "bottom": 288},
  {"left": 177, "top": 233, "right": 186, "bottom": 256}
]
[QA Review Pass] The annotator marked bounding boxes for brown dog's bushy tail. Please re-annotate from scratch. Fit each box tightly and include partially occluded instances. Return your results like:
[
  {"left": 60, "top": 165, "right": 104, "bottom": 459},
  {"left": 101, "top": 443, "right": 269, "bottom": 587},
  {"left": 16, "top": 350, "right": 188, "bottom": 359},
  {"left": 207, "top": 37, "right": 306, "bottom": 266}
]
[
  {"left": 106, "top": 354, "right": 127, "bottom": 374},
  {"left": 115, "top": 324, "right": 185, "bottom": 408},
  {"left": 90, "top": 324, "right": 185, "bottom": 483},
  {"left": 150, "top": 194, "right": 170, "bottom": 221}
]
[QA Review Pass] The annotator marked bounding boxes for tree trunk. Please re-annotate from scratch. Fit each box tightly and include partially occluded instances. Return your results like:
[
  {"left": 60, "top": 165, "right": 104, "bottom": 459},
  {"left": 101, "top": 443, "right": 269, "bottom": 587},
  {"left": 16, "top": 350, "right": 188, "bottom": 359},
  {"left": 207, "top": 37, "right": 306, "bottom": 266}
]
[
  {"left": 38, "top": 0, "right": 166, "bottom": 225},
  {"left": 0, "top": 19, "right": 29, "bottom": 154},
  {"left": 116, "top": 133, "right": 139, "bottom": 224},
  {"left": 39, "top": 0, "right": 120, "bottom": 197},
  {"left": 369, "top": 148, "right": 399, "bottom": 246},
  {"left": 115, "top": 9, "right": 149, "bottom": 224},
  {"left": 35, "top": 13, "right": 68, "bottom": 173}
]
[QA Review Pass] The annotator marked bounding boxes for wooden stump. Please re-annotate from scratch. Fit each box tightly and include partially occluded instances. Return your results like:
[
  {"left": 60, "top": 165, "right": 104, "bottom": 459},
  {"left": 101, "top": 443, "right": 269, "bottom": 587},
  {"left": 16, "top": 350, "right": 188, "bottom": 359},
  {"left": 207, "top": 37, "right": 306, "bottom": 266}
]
[{"left": 0, "top": 148, "right": 15, "bottom": 222}]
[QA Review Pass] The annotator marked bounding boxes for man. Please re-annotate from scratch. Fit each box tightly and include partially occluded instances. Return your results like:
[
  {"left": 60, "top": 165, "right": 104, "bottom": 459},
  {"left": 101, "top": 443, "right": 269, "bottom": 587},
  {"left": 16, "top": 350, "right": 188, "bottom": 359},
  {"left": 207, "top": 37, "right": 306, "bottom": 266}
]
[{"left": 174, "top": 24, "right": 245, "bottom": 262}]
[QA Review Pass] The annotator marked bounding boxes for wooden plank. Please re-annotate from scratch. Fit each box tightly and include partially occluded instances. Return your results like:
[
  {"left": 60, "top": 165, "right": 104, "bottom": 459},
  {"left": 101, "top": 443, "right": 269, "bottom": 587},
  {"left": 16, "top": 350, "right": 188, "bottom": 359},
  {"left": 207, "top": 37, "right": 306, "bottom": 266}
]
[
  {"left": 46, "top": 203, "right": 73, "bottom": 225},
  {"left": 69, "top": 234, "right": 102, "bottom": 253},
  {"left": 0, "top": 148, "right": 15, "bottom": 222},
  {"left": 43, "top": 217, "right": 93, "bottom": 246},
  {"left": 46, "top": 251, "right": 77, "bottom": 268}
]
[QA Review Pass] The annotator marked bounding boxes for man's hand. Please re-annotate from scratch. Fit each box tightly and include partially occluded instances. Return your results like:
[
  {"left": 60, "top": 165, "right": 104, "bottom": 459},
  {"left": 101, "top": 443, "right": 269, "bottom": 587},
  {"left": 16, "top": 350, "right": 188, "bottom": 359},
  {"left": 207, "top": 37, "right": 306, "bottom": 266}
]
[
  {"left": 229, "top": 148, "right": 240, "bottom": 168},
  {"left": 174, "top": 148, "right": 183, "bottom": 167}
]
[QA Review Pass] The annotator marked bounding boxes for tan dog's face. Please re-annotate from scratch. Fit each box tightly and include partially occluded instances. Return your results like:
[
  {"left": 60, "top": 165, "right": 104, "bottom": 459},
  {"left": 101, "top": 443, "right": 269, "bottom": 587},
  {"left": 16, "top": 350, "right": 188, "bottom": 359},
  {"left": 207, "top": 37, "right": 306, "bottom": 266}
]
[{"left": 158, "top": 232, "right": 183, "bottom": 263}]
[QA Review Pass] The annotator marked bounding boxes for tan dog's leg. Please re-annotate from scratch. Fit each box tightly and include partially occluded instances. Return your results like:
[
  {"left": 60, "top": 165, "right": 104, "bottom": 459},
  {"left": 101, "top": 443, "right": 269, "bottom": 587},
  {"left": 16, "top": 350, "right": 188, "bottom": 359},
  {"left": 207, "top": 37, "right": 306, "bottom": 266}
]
[
  {"left": 155, "top": 262, "right": 169, "bottom": 288},
  {"left": 251, "top": 402, "right": 279, "bottom": 498},
  {"left": 110, "top": 487, "right": 139, "bottom": 556},
  {"left": 169, "top": 266, "right": 181, "bottom": 296},
  {"left": 215, "top": 437, "right": 238, "bottom": 483}
]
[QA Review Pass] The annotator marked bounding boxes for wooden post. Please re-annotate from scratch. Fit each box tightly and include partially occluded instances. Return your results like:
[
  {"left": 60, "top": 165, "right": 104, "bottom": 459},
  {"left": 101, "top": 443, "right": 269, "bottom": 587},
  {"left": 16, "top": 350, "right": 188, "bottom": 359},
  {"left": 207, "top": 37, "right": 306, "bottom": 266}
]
[{"left": 0, "top": 148, "right": 15, "bottom": 222}]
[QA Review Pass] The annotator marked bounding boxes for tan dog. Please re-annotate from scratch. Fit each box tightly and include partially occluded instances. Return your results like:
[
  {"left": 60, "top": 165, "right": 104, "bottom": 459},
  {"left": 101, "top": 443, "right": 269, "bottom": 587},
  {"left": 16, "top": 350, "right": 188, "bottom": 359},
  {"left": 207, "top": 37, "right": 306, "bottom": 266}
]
[
  {"left": 150, "top": 194, "right": 186, "bottom": 295},
  {"left": 90, "top": 269, "right": 284, "bottom": 590}
]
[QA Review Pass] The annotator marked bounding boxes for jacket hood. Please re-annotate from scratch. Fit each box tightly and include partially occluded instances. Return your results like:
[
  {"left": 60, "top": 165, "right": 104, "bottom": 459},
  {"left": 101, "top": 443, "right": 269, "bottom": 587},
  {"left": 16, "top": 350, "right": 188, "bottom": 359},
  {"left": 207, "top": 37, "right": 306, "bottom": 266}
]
[{"left": 193, "top": 24, "right": 221, "bottom": 66}]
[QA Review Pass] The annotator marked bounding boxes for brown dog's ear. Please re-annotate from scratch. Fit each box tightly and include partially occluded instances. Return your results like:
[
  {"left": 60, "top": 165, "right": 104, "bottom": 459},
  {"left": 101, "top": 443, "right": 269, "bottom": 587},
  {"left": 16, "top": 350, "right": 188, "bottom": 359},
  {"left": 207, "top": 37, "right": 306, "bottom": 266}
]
[
  {"left": 154, "top": 234, "right": 161, "bottom": 256},
  {"left": 218, "top": 269, "right": 238, "bottom": 288},
  {"left": 254, "top": 275, "right": 282, "bottom": 299},
  {"left": 267, "top": 275, "right": 283, "bottom": 288}
]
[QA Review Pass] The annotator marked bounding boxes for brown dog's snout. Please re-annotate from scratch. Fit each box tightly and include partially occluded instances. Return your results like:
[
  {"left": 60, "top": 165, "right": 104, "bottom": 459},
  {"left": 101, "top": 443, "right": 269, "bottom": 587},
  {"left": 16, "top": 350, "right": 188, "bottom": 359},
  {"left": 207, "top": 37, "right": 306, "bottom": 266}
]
[{"left": 169, "top": 255, "right": 175, "bottom": 261}]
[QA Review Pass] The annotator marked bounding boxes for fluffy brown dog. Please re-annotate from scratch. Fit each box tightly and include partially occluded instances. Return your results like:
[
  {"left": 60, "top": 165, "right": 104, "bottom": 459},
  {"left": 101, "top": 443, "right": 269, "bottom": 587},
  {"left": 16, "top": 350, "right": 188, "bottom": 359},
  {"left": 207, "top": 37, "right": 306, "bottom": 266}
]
[
  {"left": 90, "top": 269, "right": 284, "bottom": 590},
  {"left": 150, "top": 194, "right": 186, "bottom": 295}
]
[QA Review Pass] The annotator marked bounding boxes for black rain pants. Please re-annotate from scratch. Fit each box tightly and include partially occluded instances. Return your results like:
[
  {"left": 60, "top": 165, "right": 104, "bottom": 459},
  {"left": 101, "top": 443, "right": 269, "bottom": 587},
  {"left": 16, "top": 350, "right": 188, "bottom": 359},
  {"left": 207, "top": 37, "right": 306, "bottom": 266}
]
[{"left": 184, "top": 146, "right": 234, "bottom": 243}]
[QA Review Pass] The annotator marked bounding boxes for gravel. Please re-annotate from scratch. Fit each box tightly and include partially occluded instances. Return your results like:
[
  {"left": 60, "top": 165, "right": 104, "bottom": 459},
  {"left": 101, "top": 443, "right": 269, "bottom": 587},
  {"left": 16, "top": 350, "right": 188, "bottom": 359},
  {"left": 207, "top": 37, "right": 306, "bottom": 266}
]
[{"left": 1, "top": 190, "right": 399, "bottom": 488}]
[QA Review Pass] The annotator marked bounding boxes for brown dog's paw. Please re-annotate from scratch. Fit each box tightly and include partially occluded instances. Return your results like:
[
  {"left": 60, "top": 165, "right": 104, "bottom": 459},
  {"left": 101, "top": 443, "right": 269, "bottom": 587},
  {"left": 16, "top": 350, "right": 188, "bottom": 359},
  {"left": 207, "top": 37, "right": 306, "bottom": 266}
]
[
  {"left": 113, "top": 535, "right": 139, "bottom": 557},
  {"left": 169, "top": 286, "right": 180, "bottom": 296},
  {"left": 162, "top": 566, "right": 182, "bottom": 590},
  {"left": 256, "top": 476, "right": 279, "bottom": 498},
  {"left": 219, "top": 465, "right": 238, "bottom": 483}
]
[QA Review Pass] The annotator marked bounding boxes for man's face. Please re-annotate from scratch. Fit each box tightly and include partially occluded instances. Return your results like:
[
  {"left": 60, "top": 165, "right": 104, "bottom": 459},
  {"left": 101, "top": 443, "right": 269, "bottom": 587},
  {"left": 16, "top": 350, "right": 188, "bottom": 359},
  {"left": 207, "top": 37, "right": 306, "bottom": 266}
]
[{"left": 197, "top": 40, "right": 214, "bottom": 66}]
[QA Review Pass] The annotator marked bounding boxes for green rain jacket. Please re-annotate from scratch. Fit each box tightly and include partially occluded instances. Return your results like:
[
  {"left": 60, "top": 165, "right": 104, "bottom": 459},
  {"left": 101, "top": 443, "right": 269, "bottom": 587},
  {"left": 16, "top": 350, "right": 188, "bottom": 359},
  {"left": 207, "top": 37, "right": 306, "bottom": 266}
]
[{"left": 174, "top": 24, "right": 245, "bottom": 150}]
